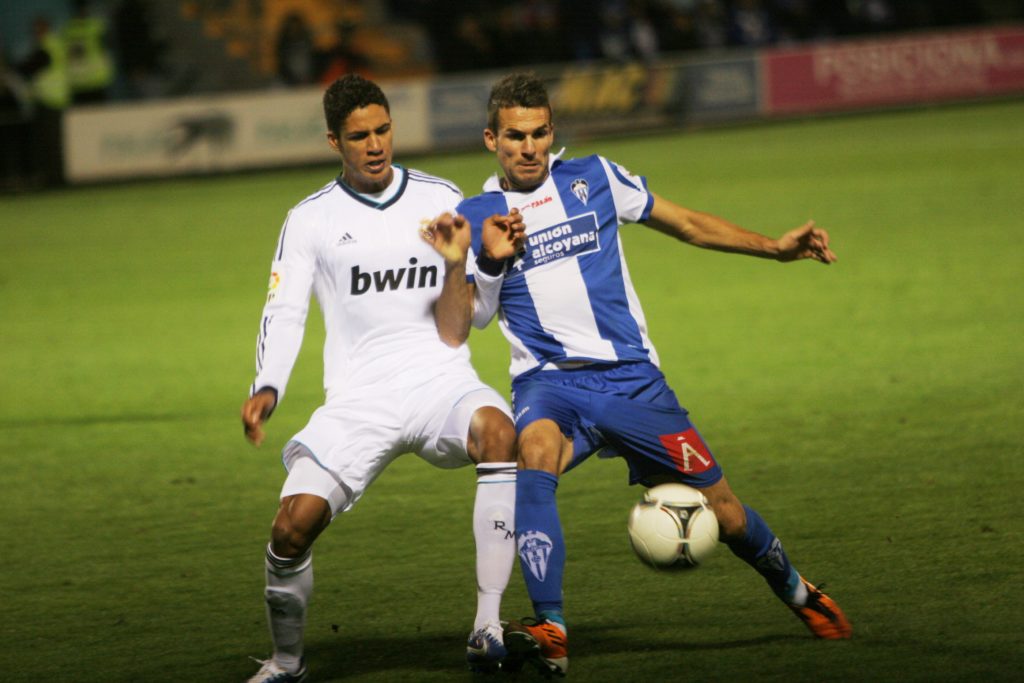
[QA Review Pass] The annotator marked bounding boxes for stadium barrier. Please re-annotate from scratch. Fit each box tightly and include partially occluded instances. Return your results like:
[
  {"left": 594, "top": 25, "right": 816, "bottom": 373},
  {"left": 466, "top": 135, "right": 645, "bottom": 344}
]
[
  {"left": 62, "top": 24, "right": 1024, "bottom": 184},
  {"left": 762, "top": 25, "right": 1024, "bottom": 115}
]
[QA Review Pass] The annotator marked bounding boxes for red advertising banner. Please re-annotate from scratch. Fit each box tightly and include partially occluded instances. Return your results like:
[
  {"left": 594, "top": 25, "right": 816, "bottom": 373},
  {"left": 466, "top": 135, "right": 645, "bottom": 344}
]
[{"left": 763, "top": 26, "right": 1024, "bottom": 114}]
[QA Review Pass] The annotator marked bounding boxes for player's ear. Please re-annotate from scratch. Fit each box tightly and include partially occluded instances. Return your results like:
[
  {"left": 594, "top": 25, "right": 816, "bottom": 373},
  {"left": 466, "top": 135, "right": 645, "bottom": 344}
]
[
  {"left": 483, "top": 127, "right": 497, "bottom": 152},
  {"left": 327, "top": 131, "right": 341, "bottom": 153}
]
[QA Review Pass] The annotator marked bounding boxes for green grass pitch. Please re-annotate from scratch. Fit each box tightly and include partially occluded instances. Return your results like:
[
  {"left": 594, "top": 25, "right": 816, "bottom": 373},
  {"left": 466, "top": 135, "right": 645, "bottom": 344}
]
[{"left": 2, "top": 99, "right": 1022, "bottom": 682}]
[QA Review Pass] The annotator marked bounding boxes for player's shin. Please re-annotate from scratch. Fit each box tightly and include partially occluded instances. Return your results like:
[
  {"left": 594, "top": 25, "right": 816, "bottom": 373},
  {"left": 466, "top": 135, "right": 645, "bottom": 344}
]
[
  {"left": 726, "top": 505, "right": 807, "bottom": 606},
  {"left": 515, "top": 469, "right": 566, "bottom": 626},
  {"left": 473, "top": 462, "right": 517, "bottom": 630},
  {"left": 264, "top": 544, "right": 313, "bottom": 672}
]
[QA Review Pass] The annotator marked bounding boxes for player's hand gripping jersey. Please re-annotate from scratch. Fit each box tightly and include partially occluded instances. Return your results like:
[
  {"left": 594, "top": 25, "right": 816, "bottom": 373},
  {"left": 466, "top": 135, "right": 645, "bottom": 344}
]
[
  {"left": 459, "top": 154, "right": 657, "bottom": 379},
  {"left": 251, "top": 167, "right": 475, "bottom": 401}
]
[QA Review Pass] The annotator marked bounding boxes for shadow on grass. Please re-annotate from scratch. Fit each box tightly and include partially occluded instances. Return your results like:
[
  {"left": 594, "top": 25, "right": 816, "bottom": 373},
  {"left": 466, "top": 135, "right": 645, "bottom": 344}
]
[
  {"left": 267, "top": 625, "right": 804, "bottom": 681},
  {"left": 1, "top": 412, "right": 206, "bottom": 428}
]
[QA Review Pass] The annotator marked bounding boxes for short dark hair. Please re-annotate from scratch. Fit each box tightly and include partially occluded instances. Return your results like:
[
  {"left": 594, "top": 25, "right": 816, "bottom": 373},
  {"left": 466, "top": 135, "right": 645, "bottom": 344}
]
[
  {"left": 486, "top": 73, "right": 551, "bottom": 132},
  {"left": 323, "top": 74, "right": 390, "bottom": 137}
]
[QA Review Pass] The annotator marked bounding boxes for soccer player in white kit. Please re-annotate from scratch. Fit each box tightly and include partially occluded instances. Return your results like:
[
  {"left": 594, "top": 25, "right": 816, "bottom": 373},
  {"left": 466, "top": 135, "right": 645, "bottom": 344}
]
[
  {"left": 241, "top": 75, "right": 525, "bottom": 683},
  {"left": 442, "top": 73, "right": 851, "bottom": 677}
]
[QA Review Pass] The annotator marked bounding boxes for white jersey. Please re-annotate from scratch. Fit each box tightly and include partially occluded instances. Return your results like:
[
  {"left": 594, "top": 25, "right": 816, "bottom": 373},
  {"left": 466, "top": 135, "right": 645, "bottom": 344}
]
[{"left": 251, "top": 165, "right": 476, "bottom": 403}]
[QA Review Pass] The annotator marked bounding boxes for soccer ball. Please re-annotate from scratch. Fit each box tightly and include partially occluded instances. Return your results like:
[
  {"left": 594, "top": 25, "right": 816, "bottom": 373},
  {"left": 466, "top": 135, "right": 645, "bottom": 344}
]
[{"left": 627, "top": 483, "right": 719, "bottom": 570}]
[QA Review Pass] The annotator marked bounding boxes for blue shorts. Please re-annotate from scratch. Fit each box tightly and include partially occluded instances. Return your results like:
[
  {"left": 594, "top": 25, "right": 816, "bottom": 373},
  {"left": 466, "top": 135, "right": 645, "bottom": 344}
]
[{"left": 511, "top": 362, "right": 723, "bottom": 488}]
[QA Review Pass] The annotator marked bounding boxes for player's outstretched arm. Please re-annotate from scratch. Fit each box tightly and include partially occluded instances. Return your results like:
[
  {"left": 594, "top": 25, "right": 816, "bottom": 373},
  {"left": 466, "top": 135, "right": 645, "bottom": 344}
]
[
  {"left": 241, "top": 387, "right": 278, "bottom": 446},
  {"left": 774, "top": 220, "right": 837, "bottom": 263},
  {"left": 644, "top": 192, "right": 836, "bottom": 264},
  {"left": 422, "top": 212, "right": 473, "bottom": 347}
]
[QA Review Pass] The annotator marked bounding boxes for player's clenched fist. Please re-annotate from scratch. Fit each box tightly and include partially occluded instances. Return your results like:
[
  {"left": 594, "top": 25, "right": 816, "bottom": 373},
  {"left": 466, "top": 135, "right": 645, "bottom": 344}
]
[
  {"left": 775, "top": 220, "right": 837, "bottom": 264},
  {"left": 241, "top": 388, "right": 277, "bottom": 446},
  {"left": 482, "top": 208, "right": 525, "bottom": 261},
  {"left": 421, "top": 212, "right": 471, "bottom": 265}
]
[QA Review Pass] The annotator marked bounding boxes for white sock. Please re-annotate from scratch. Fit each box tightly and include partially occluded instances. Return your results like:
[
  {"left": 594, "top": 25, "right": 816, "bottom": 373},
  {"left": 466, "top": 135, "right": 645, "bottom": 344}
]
[
  {"left": 264, "top": 544, "right": 313, "bottom": 672},
  {"left": 789, "top": 579, "right": 810, "bottom": 607},
  {"left": 473, "top": 462, "right": 517, "bottom": 631}
]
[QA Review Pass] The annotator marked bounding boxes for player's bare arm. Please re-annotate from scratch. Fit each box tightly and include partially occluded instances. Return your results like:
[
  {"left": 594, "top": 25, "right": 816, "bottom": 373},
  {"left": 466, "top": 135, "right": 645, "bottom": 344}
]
[
  {"left": 425, "top": 210, "right": 525, "bottom": 346},
  {"left": 423, "top": 212, "right": 474, "bottom": 347},
  {"left": 241, "top": 387, "right": 278, "bottom": 446},
  {"left": 644, "top": 192, "right": 836, "bottom": 264}
]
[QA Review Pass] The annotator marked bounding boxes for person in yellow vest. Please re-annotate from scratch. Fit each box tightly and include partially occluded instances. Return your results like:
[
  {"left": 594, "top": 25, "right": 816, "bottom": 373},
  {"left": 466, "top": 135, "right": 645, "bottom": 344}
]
[
  {"left": 18, "top": 16, "right": 70, "bottom": 110},
  {"left": 63, "top": 0, "right": 114, "bottom": 104},
  {"left": 15, "top": 16, "right": 69, "bottom": 186}
]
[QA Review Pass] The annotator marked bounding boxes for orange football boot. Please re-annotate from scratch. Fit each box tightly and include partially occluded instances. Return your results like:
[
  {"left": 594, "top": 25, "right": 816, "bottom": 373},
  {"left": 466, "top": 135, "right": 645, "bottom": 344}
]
[
  {"left": 789, "top": 577, "right": 853, "bottom": 639},
  {"left": 504, "top": 618, "right": 568, "bottom": 677}
]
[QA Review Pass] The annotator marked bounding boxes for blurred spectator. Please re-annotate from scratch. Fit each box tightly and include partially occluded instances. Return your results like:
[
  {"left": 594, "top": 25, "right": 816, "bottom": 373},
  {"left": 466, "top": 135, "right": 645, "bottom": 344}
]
[
  {"left": 596, "top": 0, "right": 659, "bottom": 62},
  {"left": 275, "top": 13, "right": 317, "bottom": 86},
  {"left": 63, "top": 0, "right": 114, "bottom": 104},
  {"left": 849, "top": 0, "right": 897, "bottom": 33},
  {"left": 112, "top": 0, "right": 167, "bottom": 99},
  {"left": 316, "top": 20, "right": 369, "bottom": 85},
  {"left": 15, "top": 16, "right": 68, "bottom": 187},
  {"left": 627, "top": 0, "right": 660, "bottom": 62},
  {"left": 693, "top": 0, "right": 728, "bottom": 48},
  {"left": 1, "top": 48, "right": 34, "bottom": 190},
  {"left": 727, "top": 0, "right": 777, "bottom": 46},
  {"left": 598, "top": 0, "right": 631, "bottom": 60}
]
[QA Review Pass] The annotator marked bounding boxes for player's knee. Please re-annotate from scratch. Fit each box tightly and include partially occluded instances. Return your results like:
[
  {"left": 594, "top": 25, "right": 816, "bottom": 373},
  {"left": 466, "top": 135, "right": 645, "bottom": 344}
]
[
  {"left": 701, "top": 481, "right": 747, "bottom": 541},
  {"left": 472, "top": 409, "right": 516, "bottom": 463},
  {"left": 270, "top": 516, "right": 313, "bottom": 557},
  {"left": 517, "top": 422, "right": 562, "bottom": 473},
  {"left": 270, "top": 496, "right": 329, "bottom": 557},
  {"left": 714, "top": 499, "right": 747, "bottom": 541},
  {"left": 479, "top": 419, "right": 516, "bottom": 463}
]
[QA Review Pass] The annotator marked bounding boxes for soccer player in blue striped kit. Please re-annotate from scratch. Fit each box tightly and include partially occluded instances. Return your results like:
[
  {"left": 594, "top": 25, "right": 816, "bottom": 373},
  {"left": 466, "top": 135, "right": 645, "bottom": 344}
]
[{"left": 431, "top": 73, "right": 851, "bottom": 677}]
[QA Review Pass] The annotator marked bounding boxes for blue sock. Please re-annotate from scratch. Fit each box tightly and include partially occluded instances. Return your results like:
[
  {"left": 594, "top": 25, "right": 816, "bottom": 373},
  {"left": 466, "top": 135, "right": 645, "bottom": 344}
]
[
  {"left": 515, "top": 469, "right": 565, "bottom": 622},
  {"left": 727, "top": 505, "right": 802, "bottom": 603}
]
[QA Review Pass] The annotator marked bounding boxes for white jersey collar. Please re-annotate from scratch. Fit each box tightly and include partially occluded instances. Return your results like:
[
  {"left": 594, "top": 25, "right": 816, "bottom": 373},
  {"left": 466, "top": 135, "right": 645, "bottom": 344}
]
[
  {"left": 355, "top": 165, "right": 405, "bottom": 203},
  {"left": 336, "top": 164, "right": 408, "bottom": 209}
]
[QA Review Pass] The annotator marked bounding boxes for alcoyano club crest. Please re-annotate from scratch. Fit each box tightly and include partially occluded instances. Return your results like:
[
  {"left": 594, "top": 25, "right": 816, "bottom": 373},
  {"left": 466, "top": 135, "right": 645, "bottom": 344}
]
[
  {"left": 518, "top": 530, "right": 554, "bottom": 582},
  {"left": 571, "top": 178, "right": 589, "bottom": 205}
]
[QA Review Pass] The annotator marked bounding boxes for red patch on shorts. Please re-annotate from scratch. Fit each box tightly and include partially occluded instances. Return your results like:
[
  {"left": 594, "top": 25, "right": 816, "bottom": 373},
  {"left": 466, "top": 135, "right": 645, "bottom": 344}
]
[{"left": 659, "top": 428, "right": 716, "bottom": 474}]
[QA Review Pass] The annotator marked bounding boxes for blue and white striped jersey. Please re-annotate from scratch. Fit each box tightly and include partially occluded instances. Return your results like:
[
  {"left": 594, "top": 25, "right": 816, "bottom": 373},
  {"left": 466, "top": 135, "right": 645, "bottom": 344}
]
[{"left": 458, "top": 153, "right": 657, "bottom": 379}]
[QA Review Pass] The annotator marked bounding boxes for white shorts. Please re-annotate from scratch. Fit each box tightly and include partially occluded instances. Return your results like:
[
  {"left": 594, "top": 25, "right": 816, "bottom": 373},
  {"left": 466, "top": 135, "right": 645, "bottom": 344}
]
[{"left": 279, "top": 373, "right": 511, "bottom": 517}]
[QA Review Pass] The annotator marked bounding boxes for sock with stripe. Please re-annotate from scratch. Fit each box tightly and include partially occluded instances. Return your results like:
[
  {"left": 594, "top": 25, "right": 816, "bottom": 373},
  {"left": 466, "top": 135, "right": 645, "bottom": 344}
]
[
  {"left": 473, "top": 462, "right": 517, "bottom": 631},
  {"left": 264, "top": 544, "right": 313, "bottom": 673},
  {"left": 726, "top": 505, "right": 807, "bottom": 605}
]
